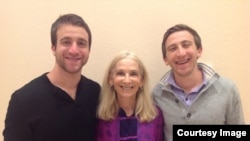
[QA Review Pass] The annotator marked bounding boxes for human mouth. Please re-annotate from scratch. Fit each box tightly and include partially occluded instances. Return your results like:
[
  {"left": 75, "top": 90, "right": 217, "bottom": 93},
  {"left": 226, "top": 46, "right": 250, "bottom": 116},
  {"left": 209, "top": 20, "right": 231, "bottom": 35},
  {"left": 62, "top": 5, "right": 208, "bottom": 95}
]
[
  {"left": 66, "top": 57, "right": 81, "bottom": 61},
  {"left": 121, "top": 86, "right": 133, "bottom": 90},
  {"left": 176, "top": 59, "right": 189, "bottom": 65}
]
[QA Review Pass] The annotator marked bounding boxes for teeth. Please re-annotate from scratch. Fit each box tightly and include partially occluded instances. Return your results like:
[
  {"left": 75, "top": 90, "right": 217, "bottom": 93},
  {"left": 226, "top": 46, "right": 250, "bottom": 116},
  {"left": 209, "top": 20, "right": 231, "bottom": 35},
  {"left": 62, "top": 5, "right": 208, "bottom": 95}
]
[
  {"left": 122, "top": 86, "right": 132, "bottom": 90},
  {"left": 177, "top": 59, "right": 189, "bottom": 64}
]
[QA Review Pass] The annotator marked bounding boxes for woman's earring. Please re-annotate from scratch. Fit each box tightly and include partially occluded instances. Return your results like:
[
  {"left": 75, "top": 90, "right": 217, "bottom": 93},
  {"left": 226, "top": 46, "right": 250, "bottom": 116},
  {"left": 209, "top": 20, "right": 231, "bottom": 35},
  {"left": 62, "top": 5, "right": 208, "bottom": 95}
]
[
  {"left": 111, "top": 85, "right": 114, "bottom": 91},
  {"left": 140, "top": 86, "right": 143, "bottom": 90}
]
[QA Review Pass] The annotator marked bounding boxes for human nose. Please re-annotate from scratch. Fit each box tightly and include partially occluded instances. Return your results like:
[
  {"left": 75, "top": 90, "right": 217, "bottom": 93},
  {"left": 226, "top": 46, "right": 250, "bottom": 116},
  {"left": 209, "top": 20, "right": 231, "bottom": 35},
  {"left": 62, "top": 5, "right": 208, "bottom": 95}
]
[
  {"left": 68, "top": 42, "right": 79, "bottom": 54},
  {"left": 176, "top": 46, "right": 186, "bottom": 56},
  {"left": 123, "top": 74, "right": 131, "bottom": 83}
]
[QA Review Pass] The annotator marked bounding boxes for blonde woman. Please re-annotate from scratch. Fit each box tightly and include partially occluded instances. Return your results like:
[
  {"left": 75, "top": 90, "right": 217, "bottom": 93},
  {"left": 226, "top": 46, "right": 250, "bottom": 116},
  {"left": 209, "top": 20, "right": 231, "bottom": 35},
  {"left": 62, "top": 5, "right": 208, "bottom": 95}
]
[{"left": 96, "top": 51, "right": 164, "bottom": 141}]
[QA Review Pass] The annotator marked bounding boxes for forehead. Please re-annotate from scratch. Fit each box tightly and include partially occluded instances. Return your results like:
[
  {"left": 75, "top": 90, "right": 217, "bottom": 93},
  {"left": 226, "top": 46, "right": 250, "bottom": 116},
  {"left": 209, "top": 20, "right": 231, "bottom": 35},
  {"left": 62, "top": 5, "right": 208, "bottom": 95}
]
[
  {"left": 56, "top": 24, "right": 88, "bottom": 40},
  {"left": 166, "top": 30, "right": 194, "bottom": 46},
  {"left": 115, "top": 58, "right": 140, "bottom": 70}
]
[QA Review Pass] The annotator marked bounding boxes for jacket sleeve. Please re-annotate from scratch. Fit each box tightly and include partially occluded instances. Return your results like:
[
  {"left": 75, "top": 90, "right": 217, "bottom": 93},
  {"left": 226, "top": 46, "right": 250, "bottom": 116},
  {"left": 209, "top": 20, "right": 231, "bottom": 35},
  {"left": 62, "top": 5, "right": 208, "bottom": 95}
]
[
  {"left": 3, "top": 93, "right": 33, "bottom": 141},
  {"left": 226, "top": 84, "right": 245, "bottom": 124}
]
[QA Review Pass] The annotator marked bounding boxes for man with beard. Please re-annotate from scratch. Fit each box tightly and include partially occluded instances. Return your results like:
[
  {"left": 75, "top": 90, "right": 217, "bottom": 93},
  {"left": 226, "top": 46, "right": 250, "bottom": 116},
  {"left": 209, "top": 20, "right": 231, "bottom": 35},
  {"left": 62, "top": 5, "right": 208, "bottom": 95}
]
[{"left": 3, "top": 13, "right": 101, "bottom": 141}]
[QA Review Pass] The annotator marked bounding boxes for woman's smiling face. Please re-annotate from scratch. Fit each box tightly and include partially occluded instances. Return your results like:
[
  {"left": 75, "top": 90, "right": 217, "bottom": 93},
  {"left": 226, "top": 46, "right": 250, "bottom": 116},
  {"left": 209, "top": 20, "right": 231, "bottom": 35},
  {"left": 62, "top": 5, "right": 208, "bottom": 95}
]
[{"left": 109, "top": 57, "right": 143, "bottom": 100}]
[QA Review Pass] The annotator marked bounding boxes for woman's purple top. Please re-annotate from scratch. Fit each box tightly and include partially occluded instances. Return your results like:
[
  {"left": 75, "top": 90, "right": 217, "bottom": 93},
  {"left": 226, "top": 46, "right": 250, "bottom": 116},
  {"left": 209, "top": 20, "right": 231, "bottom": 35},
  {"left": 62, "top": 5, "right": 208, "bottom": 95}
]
[{"left": 96, "top": 107, "right": 164, "bottom": 141}]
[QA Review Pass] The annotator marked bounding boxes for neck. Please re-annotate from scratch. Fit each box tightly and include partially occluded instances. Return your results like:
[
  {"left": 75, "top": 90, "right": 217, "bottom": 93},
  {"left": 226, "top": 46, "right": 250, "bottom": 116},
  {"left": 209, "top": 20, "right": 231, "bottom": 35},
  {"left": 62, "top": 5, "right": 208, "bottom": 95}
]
[
  {"left": 47, "top": 65, "right": 81, "bottom": 99},
  {"left": 48, "top": 69, "right": 81, "bottom": 87},
  {"left": 118, "top": 98, "right": 136, "bottom": 116},
  {"left": 174, "top": 67, "right": 203, "bottom": 94}
]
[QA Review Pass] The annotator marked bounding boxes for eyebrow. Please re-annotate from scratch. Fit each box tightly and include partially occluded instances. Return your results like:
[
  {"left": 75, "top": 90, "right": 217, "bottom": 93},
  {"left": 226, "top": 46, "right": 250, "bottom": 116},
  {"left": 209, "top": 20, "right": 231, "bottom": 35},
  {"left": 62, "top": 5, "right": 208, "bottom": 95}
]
[
  {"left": 181, "top": 40, "right": 192, "bottom": 44},
  {"left": 60, "top": 37, "right": 88, "bottom": 42},
  {"left": 115, "top": 69, "right": 139, "bottom": 72},
  {"left": 167, "top": 40, "right": 192, "bottom": 48}
]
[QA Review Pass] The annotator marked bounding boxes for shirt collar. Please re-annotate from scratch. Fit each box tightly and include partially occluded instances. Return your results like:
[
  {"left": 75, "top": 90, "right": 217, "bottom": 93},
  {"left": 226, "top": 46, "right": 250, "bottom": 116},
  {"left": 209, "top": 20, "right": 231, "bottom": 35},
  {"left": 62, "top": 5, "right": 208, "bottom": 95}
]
[{"left": 166, "top": 69, "right": 208, "bottom": 92}]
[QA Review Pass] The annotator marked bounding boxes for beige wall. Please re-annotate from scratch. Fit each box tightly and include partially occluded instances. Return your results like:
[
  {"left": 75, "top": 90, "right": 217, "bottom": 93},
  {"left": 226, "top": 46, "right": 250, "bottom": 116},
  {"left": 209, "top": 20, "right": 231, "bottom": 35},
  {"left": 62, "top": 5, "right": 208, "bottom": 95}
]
[{"left": 0, "top": 0, "right": 249, "bottom": 140}]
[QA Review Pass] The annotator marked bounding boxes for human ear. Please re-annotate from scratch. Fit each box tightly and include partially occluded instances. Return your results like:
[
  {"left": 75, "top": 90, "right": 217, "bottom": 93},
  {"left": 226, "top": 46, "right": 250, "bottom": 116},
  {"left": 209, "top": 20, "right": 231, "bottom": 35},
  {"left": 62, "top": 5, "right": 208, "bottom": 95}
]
[
  {"left": 108, "top": 75, "right": 113, "bottom": 86},
  {"left": 197, "top": 47, "right": 202, "bottom": 58},
  {"left": 51, "top": 46, "right": 56, "bottom": 56},
  {"left": 163, "top": 56, "right": 169, "bottom": 65}
]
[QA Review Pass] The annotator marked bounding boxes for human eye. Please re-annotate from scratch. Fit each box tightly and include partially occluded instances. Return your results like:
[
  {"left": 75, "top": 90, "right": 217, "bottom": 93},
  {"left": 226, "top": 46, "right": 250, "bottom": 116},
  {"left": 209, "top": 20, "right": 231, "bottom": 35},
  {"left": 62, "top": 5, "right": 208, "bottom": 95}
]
[
  {"left": 115, "top": 71, "right": 125, "bottom": 76},
  {"left": 61, "top": 39, "right": 71, "bottom": 46},
  {"left": 78, "top": 40, "right": 88, "bottom": 48},
  {"left": 167, "top": 45, "right": 177, "bottom": 52},
  {"left": 182, "top": 41, "right": 191, "bottom": 48},
  {"left": 130, "top": 71, "right": 139, "bottom": 77}
]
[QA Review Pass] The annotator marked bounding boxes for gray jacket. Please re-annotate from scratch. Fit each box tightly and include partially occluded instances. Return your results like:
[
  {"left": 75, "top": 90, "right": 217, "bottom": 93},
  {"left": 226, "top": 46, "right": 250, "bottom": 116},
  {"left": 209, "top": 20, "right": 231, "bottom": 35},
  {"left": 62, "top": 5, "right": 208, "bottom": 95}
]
[{"left": 152, "top": 63, "right": 245, "bottom": 141}]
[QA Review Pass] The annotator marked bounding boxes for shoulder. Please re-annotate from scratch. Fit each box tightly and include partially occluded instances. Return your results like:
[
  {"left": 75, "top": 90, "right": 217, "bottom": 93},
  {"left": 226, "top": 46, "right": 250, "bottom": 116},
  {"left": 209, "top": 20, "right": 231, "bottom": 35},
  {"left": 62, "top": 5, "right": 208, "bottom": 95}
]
[
  {"left": 155, "top": 105, "right": 163, "bottom": 116},
  {"left": 217, "top": 76, "right": 236, "bottom": 85},
  {"left": 8, "top": 73, "right": 50, "bottom": 107},
  {"left": 205, "top": 75, "right": 241, "bottom": 101},
  {"left": 212, "top": 75, "right": 238, "bottom": 90},
  {"left": 79, "top": 76, "right": 101, "bottom": 96},
  {"left": 200, "top": 63, "right": 237, "bottom": 88},
  {"left": 13, "top": 73, "right": 48, "bottom": 96},
  {"left": 81, "top": 75, "right": 101, "bottom": 89},
  {"left": 153, "top": 105, "right": 164, "bottom": 122}
]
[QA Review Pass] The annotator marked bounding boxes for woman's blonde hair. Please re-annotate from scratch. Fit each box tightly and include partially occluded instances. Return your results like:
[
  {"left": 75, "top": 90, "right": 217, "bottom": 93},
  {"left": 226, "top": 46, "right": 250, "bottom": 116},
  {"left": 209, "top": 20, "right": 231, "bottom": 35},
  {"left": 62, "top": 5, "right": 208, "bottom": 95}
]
[{"left": 97, "top": 51, "right": 157, "bottom": 122}]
